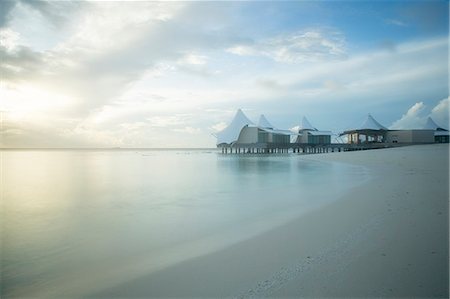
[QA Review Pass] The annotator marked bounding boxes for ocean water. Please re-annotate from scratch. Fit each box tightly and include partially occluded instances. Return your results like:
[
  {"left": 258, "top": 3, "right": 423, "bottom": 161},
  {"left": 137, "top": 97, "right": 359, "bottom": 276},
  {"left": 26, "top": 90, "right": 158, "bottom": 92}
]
[{"left": 1, "top": 149, "right": 369, "bottom": 297}]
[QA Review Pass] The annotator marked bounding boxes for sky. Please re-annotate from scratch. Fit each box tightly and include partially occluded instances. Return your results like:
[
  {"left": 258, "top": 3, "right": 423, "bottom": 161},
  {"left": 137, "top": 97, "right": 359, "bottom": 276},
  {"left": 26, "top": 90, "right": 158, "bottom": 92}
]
[{"left": 0, "top": 0, "right": 448, "bottom": 148}]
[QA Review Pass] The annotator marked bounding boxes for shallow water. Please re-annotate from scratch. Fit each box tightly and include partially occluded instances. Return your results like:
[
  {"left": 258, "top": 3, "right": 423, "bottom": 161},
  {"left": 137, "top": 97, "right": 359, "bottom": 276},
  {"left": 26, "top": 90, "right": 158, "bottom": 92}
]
[{"left": 1, "top": 149, "right": 368, "bottom": 297}]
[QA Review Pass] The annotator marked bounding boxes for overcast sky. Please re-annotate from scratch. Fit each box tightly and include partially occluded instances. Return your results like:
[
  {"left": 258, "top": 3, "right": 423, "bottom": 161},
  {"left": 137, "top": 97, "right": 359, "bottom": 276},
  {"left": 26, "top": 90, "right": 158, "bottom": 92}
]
[{"left": 1, "top": 1, "right": 448, "bottom": 148}]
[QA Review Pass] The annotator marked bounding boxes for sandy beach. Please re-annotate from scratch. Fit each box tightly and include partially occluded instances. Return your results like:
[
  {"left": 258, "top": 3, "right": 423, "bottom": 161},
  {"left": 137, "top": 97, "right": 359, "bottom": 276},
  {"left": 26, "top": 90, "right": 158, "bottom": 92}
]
[{"left": 92, "top": 144, "right": 448, "bottom": 298}]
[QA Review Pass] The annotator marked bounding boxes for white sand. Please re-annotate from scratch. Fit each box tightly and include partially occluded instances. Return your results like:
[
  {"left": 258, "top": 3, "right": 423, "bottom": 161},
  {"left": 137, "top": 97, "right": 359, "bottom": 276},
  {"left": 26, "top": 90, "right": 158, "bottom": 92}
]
[{"left": 94, "top": 144, "right": 449, "bottom": 298}]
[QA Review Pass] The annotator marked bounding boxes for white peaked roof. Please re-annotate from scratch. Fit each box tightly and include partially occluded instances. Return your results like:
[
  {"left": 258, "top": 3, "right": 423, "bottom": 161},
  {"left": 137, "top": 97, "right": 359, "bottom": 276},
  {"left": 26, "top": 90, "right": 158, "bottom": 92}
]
[
  {"left": 258, "top": 114, "right": 274, "bottom": 129},
  {"left": 423, "top": 117, "right": 447, "bottom": 131},
  {"left": 291, "top": 116, "right": 318, "bottom": 133},
  {"left": 216, "top": 109, "right": 254, "bottom": 145},
  {"left": 357, "top": 114, "right": 387, "bottom": 130},
  {"left": 300, "top": 116, "right": 317, "bottom": 131}
]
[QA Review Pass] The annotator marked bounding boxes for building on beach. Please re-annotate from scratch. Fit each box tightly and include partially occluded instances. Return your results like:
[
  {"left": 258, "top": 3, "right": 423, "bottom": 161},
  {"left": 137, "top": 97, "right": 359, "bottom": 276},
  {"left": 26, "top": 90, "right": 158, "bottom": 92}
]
[
  {"left": 423, "top": 117, "right": 449, "bottom": 143},
  {"left": 291, "top": 117, "right": 332, "bottom": 144},
  {"left": 340, "top": 114, "right": 388, "bottom": 144}
]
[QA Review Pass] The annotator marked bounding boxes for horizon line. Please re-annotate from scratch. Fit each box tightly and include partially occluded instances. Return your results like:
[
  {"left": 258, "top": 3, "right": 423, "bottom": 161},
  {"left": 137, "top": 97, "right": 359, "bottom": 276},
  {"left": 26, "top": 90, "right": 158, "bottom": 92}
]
[{"left": 0, "top": 147, "right": 218, "bottom": 151}]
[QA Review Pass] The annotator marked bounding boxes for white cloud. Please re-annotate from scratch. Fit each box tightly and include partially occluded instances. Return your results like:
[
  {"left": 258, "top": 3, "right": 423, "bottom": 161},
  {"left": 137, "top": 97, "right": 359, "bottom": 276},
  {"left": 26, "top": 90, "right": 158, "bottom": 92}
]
[
  {"left": 227, "top": 45, "right": 255, "bottom": 56},
  {"left": 172, "top": 126, "right": 201, "bottom": 134},
  {"left": 1, "top": 2, "right": 448, "bottom": 148},
  {"left": 385, "top": 19, "right": 408, "bottom": 27},
  {"left": 175, "top": 52, "right": 218, "bottom": 77},
  {"left": 0, "top": 28, "right": 20, "bottom": 51},
  {"left": 251, "top": 37, "right": 447, "bottom": 103},
  {"left": 430, "top": 97, "right": 449, "bottom": 128},
  {"left": 390, "top": 98, "right": 449, "bottom": 130},
  {"left": 56, "top": 2, "right": 185, "bottom": 54},
  {"left": 227, "top": 28, "right": 346, "bottom": 63},
  {"left": 1, "top": 1, "right": 243, "bottom": 116},
  {"left": 390, "top": 102, "right": 426, "bottom": 129},
  {"left": 0, "top": 115, "right": 124, "bottom": 148},
  {"left": 210, "top": 122, "right": 227, "bottom": 132},
  {"left": 178, "top": 53, "right": 208, "bottom": 65},
  {"left": 323, "top": 80, "right": 345, "bottom": 91},
  {"left": 1, "top": 2, "right": 193, "bottom": 111},
  {"left": 147, "top": 115, "right": 192, "bottom": 128}
]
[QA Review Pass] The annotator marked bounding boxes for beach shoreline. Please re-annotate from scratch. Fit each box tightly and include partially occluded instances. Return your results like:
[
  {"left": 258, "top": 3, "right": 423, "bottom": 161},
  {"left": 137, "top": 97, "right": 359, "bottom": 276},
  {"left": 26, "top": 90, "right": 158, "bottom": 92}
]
[{"left": 93, "top": 144, "right": 448, "bottom": 298}]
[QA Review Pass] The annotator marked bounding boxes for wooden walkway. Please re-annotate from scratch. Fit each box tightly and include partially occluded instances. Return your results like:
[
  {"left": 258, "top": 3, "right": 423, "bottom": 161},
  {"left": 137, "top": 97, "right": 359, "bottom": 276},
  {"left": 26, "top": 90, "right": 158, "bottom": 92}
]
[{"left": 218, "top": 142, "right": 425, "bottom": 154}]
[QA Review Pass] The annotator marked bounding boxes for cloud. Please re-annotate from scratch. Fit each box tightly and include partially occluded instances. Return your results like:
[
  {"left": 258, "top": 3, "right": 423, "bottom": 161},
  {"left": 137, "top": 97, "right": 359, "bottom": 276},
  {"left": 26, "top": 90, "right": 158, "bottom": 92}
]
[
  {"left": 385, "top": 19, "right": 408, "bottom": 27},
  {"left": 1, "top": 1, "right": 246, "bottom": 116},
  {"left": 0, "top": 115, "right": 123, "bottom": 148},
  {"left": 323, "top": 80, "right": 345, "bottom": 91},
  {"left": 390, "top": 97, "right": 449, "bottom": 130},
  {"left": 0, "top": 3, "right": 179, "bottom": 113},
  {"left": 19, "top": 0, "right": 86, "bottom": 27},
  {"left": 0, "top": 28, "right": 19, "bottom": 50},
  {"left": 227, "top": 28, "right": 346, "bottom": 63},
  {"left": 147, "top": 114, "right": 193, "bottom": 128},
  {"left": 178, "top": 53, "right": 208, "bottom": 65},
  {"left": 3, "top": 34, "right": 446, "bottom": 147},
  {"left": 378, "top": 40, "right": 397, "bottom": 53},
  {"left": 1, "top": 2, "right": 448, "bottom": 148},
  {"left": 390, "top": 102, "right": 426, "bottom": 129},
  {"left": 256, "top": 78, "right": 285, "bottom": 90},
  {"left": 175, "top": 52, "right": 219, "bottom": 77},
  {"left": 0, "top": 0, "right": 17, "bottom": 28},
  {"left": 252, "top": 37, "right": 447, "bottom": 99},
  {"left": 0, "top": 43, "right": 45, "bottom": 82},
  {"left": 172, "top": 126, "right": 201, "bottom": 134},
  {"left": 210, "top": 122, "right": 227, "bottom": 132},
  {"left": 430, "top": 97, "right": 449, "bottom": 128},
  {"left": 0, "top": 0, "right": 86, "bottom": 33}
]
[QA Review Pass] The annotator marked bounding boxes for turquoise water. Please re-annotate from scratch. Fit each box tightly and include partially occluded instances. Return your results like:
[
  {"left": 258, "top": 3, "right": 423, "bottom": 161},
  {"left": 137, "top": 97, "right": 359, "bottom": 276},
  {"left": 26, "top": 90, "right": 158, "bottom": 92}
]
[{"left": 1, "top": 149, "right": 368, "bottom": 297}]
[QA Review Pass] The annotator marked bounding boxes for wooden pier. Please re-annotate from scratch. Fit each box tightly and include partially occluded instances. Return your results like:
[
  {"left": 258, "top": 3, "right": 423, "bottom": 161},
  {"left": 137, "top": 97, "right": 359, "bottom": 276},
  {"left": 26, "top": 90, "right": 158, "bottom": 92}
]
[{"left": 218, "top": 142, "right": 426, "bottom": 154}]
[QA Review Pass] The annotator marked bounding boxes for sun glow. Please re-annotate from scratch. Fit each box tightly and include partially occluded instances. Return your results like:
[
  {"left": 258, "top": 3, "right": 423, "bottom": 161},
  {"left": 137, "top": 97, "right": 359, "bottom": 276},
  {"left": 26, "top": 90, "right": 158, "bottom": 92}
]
[{"left": 1, "top": 83, "right": 76, "bottom": 120}]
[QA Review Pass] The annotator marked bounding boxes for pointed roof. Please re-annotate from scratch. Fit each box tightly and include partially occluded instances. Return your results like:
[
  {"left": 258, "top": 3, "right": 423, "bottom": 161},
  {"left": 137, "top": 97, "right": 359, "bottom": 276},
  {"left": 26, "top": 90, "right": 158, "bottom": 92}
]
[
  {"left": 423, "top": 117, "right": 447, "bottom": 131},
  {"left": 357, "top": 114, "right": 387, "bottom": 130},
  {"left": 216, "top": 109, "right": 254, "bottom": 145},
  {"left": 299, "top": 116, "right": 317, "bottom": 131},
  {"left": 290, "top": 116, "right": 318, "bottom": 133},
  {"left": 258, "top": 114, "right": 274, "bottom": 129},
  {"left": 340, "top": 114, "right": 387, "bottom": 136}
]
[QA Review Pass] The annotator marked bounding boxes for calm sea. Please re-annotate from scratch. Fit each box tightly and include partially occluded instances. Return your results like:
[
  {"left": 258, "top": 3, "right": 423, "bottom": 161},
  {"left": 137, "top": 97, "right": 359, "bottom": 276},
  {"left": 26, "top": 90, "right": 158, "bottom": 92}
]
[{"left": 1, "top": 149, "right": 368, "bottom": 297}]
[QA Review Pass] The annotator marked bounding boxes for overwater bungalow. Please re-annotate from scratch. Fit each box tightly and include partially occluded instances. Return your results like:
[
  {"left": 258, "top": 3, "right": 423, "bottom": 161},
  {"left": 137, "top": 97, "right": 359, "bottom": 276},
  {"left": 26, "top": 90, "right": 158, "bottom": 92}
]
[
  {"left": 216, "top": 109, "right": 442, "bottom": 154},
  {"left": 215, "top": 109, "right": 254, "bottom": 146},
  {"left": 340, "top": 114, "right": 388, "bottom": 144},
  {"left": 342, "top": 114, "right": 437, "bottom": 144},
  {"left": 215, "top": 109, "right": 291, "bottom": 153},
  {"left": 291, "top": 116, "right": 332, "bottom": 144}
]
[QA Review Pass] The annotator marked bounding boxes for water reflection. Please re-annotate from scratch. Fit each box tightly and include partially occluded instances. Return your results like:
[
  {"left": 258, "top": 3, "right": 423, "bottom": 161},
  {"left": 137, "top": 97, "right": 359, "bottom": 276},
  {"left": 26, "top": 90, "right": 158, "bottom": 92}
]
[
  {"left": 1, "top": 150, "right": 368, "bottom": 297},
  {"left": 217, "top": 155, "right": 293, "bottom": 173}
]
